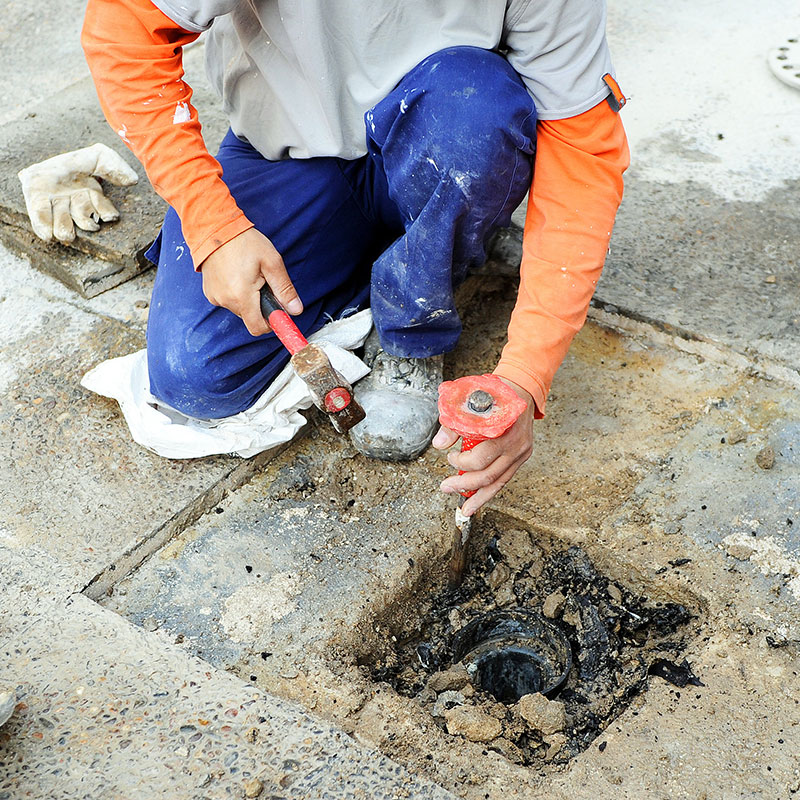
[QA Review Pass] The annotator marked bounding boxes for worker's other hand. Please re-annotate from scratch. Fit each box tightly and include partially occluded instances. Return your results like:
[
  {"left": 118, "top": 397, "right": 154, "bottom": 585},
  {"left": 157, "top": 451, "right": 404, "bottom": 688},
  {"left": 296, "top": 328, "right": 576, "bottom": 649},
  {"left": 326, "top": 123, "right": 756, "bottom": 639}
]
[
  {"left": 433, "top": 378, "right": 535, "bottom": 516},
  {"left": 18, "top": 143, "right": 138, "bottom": 244},
  {"left": 201, "top": 227, "right": 303, "bottom": 337}
]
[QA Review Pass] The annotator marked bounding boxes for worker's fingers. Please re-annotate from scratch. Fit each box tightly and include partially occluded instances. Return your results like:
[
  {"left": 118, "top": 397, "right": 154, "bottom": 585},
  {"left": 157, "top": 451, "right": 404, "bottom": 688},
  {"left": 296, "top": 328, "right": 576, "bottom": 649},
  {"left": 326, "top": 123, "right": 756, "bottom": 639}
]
[
  {"left": 460, "top": 460, "right": 525, "bottom": 517},
  {"left": 239, "top": 278, "right": 272, "bottom": 337},
  {"left": 201, "top": 228, "right": 293, "bottom": 337},
  {"left": 261, "top": 249, "right": 303, "bottom": 316},
  {"left": 51, "top": 196, "right": 76, "bottom": 243},
  {"left": 432, "top": 425, "right": 459, "bottom": 450},
  {"left": 440, "top": 446, "right": 518, "bottom": 496},
  {"left": 70, "top": 190, "right": 101, "bottom": 232},
  {"left": 88, "top": 188, "right": 121, "bottom": 222},
  {"left": 261, "top": 237, "right": 303, "bottom": 315}
]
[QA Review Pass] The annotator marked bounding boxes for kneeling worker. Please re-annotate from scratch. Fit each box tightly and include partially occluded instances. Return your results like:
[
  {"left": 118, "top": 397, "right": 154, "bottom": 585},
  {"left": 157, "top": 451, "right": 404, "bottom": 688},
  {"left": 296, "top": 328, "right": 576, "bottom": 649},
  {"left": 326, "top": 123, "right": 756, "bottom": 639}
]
[{"left": 81, "top": 0, "right": 629, "bottom": 515}]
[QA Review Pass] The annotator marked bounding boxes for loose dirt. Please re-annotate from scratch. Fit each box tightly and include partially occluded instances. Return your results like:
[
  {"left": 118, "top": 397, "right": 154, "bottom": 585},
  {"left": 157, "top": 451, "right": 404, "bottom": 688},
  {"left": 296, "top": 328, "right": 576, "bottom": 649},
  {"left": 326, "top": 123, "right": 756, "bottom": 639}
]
[{"left": 361, "top": 511, "right": 699, "bottom": 767}]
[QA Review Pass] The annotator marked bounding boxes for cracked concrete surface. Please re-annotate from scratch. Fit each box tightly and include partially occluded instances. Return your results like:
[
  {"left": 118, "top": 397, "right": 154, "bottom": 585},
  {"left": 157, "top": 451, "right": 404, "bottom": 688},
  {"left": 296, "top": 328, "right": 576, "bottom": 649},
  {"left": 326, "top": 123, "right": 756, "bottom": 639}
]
[{"left": 3, "top": 0, "right": 800, "bottom": 798}]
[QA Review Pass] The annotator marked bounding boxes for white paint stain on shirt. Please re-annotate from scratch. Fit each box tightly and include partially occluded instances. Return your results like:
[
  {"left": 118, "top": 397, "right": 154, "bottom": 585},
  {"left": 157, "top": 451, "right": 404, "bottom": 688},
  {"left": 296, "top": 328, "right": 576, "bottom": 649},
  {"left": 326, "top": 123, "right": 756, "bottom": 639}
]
[{"left": 173, "top": 102, "right": 191, "bottom": 124}]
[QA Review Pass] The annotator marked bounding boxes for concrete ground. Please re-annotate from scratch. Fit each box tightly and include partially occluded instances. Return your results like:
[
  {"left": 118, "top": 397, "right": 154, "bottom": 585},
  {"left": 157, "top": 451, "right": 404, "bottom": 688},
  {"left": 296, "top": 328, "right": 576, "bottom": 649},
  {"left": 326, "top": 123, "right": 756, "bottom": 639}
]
[{"left": 2, "top": 1, "right": 800, "bottom": 798}]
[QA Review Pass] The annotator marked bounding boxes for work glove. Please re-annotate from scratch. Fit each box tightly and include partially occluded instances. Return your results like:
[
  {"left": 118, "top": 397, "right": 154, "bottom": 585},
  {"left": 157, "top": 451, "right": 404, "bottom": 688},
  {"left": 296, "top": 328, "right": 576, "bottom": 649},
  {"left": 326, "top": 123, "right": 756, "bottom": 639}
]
[{"left": 18, "top": 143, "right": 138, "bottom": 244}]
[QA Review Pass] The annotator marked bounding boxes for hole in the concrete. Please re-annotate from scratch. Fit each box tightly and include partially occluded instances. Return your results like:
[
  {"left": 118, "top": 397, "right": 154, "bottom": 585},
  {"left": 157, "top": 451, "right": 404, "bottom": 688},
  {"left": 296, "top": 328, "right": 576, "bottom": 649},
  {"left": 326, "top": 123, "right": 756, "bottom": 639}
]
[{"left": 360, "top": 511, "right": 699, "bottom": 766}]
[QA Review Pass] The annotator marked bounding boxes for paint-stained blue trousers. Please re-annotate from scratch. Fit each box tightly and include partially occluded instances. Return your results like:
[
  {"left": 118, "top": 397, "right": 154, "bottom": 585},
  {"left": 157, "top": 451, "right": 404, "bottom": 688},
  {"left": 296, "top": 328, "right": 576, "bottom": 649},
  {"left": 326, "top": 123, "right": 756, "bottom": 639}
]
[{"left": 146, "top": 46, "right": 537, "bottom": 419}]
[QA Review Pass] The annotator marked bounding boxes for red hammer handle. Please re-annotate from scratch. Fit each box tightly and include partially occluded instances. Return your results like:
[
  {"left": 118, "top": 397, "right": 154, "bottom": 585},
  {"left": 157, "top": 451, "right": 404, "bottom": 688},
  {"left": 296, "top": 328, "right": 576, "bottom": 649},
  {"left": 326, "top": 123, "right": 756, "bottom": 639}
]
[
  {"left": 458, "top": 433, "right": 485, "bottom": 498},
  {"left": 259, "top": 285, "right": 308, "bottom": 356}
]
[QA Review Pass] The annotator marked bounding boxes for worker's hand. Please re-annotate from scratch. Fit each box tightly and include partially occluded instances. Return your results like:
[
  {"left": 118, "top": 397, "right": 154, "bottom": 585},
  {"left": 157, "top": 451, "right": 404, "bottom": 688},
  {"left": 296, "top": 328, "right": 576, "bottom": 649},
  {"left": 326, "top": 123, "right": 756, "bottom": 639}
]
[
  {"left": 200, "top": 227, "right": 303, "bottom": 337},
  {"left": 18, "top": 143, "right": 138, "bottom": 244},
  {"left": 433, "top": 378, "right": 535, "bottom": 516}
]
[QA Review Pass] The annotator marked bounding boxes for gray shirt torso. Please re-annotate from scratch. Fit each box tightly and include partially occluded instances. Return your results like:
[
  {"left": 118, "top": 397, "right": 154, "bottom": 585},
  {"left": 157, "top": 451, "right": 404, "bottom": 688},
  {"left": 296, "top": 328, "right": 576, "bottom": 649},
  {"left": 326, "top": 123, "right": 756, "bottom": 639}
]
[{"left": 153, "top": 0, "right": 615, "bottom": 160}]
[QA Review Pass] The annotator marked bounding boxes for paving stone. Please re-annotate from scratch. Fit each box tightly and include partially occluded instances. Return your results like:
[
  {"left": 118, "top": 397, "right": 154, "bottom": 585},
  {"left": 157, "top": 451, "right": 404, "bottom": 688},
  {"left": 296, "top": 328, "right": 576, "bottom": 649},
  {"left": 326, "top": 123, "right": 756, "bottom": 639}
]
[
  {"left": 0, "top": 547, "right": 455, "bottom": 800},
  {"left": 0, "top": 78, "right": 164, "bottom": 296},
  {"left": 0, "top": 249, "right": 253, "bottom": 591}
]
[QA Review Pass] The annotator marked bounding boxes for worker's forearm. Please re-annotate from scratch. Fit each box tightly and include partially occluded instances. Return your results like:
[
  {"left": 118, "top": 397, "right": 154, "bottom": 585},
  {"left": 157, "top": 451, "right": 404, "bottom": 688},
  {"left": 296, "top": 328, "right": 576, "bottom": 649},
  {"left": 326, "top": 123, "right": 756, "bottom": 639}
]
[
  {"left": 81, "top": 0, "right": 252, "bottom": 268},
  {"left": 494, "top": 100, "right": 630, "bottom": 417}
]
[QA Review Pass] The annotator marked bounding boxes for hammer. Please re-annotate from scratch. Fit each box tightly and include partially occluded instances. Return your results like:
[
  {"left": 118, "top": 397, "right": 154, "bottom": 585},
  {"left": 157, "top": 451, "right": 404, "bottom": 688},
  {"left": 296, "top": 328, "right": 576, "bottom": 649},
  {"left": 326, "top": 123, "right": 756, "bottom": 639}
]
[{"left": 260, "top": 285, "right": 366, "bottom": 433}]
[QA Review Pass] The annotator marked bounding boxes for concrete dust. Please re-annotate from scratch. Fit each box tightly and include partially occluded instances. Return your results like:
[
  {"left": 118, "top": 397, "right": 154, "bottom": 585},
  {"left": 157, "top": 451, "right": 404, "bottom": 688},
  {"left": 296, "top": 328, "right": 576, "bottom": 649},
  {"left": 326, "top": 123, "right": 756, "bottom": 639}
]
[{"left": 221, "top": 571, "right": 301, "bottom": 642}]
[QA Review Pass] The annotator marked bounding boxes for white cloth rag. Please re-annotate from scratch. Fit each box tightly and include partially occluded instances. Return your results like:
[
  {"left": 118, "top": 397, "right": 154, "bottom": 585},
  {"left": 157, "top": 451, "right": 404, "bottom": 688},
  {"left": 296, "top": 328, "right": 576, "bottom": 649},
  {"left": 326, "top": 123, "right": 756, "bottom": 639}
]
[{"left": 81, "top": 309, "right": 373, "bottom": 459}]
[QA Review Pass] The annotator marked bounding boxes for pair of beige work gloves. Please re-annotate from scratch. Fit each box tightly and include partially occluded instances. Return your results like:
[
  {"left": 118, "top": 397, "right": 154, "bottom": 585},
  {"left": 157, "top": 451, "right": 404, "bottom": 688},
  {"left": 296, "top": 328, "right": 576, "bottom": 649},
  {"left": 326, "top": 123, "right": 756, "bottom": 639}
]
[{"left": 18, "top": 143, "right": 138, "bottom": 243}]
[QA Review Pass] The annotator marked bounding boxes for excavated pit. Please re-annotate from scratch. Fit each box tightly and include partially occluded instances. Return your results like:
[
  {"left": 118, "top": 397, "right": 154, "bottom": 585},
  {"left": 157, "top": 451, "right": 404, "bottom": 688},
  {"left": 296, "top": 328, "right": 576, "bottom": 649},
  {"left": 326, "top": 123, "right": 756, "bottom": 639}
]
[{"left": 359, "top": 512, "right": 700, "bottom": 766}]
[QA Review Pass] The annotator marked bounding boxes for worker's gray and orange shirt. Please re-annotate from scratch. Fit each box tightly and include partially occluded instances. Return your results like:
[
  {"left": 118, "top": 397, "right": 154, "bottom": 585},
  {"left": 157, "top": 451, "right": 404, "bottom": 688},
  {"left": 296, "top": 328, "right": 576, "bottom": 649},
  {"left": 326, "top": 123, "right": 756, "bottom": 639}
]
[
  {"left": 151, "top": 0, "right": 615, "bottom": 160},
  {"left": 82, "top": 0, "right": 630, "bottom": 416}
]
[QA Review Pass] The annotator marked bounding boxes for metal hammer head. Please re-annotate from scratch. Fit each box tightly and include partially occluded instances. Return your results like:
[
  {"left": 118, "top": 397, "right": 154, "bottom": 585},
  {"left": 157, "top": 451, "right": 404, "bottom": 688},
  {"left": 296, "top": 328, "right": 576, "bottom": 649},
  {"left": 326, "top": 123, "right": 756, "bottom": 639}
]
[{"left": 290, "top": 343, "right": 366, "bottom": 433}]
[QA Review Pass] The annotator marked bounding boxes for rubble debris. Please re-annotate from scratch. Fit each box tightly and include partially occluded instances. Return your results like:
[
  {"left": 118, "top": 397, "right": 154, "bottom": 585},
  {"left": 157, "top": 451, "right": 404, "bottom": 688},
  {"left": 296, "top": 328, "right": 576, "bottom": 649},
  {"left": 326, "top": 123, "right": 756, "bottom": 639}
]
[
  {"left": 542, "top": 591, "right": 566, "bottom": 619},
  {"left": 756, "top": 446, "right": 775, "bottom": 470},
  {"left": 543, "top": 733, "right": 568, "bottom": 761},
  {"left": 432, "top": 690, "right": 466, "bottom": 718},
  {"left": 443, "top": 706, "right": 503, "bottom": 742},
  {"left": 427, "top": 664, "right": 470, "bottom": 693},
  {"left": 647, "top": 658, "right": 703, "bottom": 687},
  {"left": 487, "top": 562, "right": 512, "bottom": 590},
  {"left": 367, "top": 520, "right": 696, "bottom": 767},
  {"left": 498, "top": 529, "right": 542, "bottom": 572},
  {"left": 517, "top": 693, "right": 567, "bottom": 735},
  {"left": 726, "top": 428, "right": 748, "bottom": 445},
  {"left": 606, "top": 584, "right": 623, "bottom": 605},
  {"left": 724, "top": 541, "right": 755, "bottom": 561}
]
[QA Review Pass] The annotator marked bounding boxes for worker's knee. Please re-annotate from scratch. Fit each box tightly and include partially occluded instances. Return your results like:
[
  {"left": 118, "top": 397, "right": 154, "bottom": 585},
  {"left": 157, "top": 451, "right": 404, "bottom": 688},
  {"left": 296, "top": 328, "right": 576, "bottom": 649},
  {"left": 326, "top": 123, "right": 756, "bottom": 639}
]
[
  {"left": 372, "top": 47, "right": 535, "bottom": 160},
  {"left": 367, "top": 46, "right": 536, "bottom": 223}
]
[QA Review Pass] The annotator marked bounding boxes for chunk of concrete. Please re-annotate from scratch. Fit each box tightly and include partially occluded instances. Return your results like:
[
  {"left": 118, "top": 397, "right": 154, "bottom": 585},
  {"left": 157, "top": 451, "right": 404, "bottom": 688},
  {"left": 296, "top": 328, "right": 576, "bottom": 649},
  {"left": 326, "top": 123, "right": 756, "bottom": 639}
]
[
  {"left": 542, "top": 591, "right": 566, "bottom": 619},
  {"left": 427, "top": 664, "right": 471, "bottom": 693},
  {"left": 444, "top": 706, "right": 503, "bottom": 743},
  {"left": 517, "top": 693, "right": 567, "bottom": 736}
]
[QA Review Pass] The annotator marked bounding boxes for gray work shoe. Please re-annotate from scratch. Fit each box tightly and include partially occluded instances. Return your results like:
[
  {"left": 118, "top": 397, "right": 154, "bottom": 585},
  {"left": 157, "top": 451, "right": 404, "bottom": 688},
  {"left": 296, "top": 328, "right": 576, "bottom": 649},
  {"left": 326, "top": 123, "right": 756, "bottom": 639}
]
[
  {"left": 350, "top": 331, "right": 443, "bottom": 461},
  {"left": 0, "top": 689, "right": 16, "bottom": 727}
]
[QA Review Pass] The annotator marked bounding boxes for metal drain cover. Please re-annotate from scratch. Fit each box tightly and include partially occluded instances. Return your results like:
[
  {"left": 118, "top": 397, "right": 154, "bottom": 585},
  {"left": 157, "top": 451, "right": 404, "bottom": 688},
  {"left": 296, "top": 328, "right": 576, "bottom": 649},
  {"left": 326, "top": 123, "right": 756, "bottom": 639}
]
[{"left": 453, "top": 608, "right": 572, "bottom": 703}]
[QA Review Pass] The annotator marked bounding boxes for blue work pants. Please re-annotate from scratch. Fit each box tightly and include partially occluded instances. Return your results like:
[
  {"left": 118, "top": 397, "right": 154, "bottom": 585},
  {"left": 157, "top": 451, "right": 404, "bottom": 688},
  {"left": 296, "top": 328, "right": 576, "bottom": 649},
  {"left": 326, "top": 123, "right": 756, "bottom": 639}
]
[{"left": 146, "top": 46, "right": 537, "bottom": 418}]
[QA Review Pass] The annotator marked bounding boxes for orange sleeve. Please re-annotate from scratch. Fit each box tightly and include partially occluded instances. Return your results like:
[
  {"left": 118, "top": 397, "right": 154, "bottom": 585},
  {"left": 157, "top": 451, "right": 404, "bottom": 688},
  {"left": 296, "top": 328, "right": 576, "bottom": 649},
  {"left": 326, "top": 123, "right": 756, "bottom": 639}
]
[
  {"left": 494, "top": 99, "right": 630, "bottom": 417},
  {"left": 81, "top": 0, "right": 253, "bottom": 268}
]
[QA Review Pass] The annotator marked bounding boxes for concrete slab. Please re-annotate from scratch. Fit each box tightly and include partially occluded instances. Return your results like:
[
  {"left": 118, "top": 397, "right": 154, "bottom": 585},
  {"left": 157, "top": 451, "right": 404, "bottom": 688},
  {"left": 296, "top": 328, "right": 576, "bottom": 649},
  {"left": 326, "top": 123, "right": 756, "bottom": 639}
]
[
  {"left": 0, "top": 0, "right": 88, "bottom": 127},
  {"left": 102, "top": 274, "right": 800, "bottom": 798},
  {"left": 102, "top": 421, "right": 454, "bottom": 714},
  {"left": 601, "top": 0, "right": 800, "bottom": 372},
  {"left": 0, "top": 546, "right": 455, "bottom": 800},
  {"left": 0, "top": 246, "right": 265, "bottom": 592},
  {"left": 0, "top": 39, "right": 228, "bottom": 297},
  {"left": 600, "top": 176, "right": 800, "bottom": 372}
]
